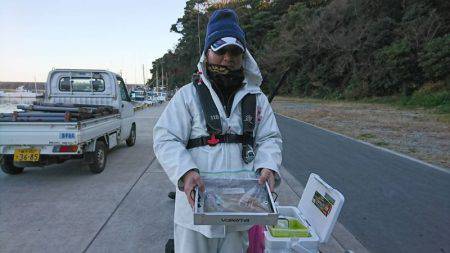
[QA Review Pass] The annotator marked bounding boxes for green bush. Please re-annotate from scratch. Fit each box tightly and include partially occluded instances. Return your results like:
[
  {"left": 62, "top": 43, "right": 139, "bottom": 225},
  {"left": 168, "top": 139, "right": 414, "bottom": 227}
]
[
  {"left": 402, "top": 90, "right": 450, "bottom": 108},
  {"left": 374, "top": 40, "right": 418, "bottom": 95},
  {"left": 324, "top": 90, "right": 343, "bottom": 100},
  {"left": 418, "top": 34, "right": 450, "bottom": 81},
  {"left": 344, "top": 74, "right": 369, "bottom": 99},
  {"left": 311, "top": 85, "right": 333, "bottom": 98},
  {"left": 291, "top": 71, "right": 310, "bottom": 97},
  {"left": 376, "top": 40, "right": 413, "bottom": 81}
]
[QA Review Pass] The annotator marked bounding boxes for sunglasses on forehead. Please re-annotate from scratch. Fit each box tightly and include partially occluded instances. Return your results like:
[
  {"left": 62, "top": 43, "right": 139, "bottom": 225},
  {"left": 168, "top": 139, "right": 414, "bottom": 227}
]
[{"left": 212, "top": 46, "right": 244, "bottom": 56}]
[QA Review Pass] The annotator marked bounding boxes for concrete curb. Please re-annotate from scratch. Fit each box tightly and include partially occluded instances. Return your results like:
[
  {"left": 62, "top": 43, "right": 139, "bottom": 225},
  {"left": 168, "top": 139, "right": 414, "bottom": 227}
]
[
  {"left": 133, "top": 103, "right": 148, "bottom": 111},
  {"left": 134, "top": 101, "right": 167, "bottom": 112}
]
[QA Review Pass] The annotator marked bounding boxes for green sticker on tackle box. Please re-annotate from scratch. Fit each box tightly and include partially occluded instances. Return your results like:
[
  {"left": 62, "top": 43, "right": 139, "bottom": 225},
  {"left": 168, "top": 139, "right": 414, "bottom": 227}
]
[{"left": 312, "top": 191, "right": 333, "bottom": 216}]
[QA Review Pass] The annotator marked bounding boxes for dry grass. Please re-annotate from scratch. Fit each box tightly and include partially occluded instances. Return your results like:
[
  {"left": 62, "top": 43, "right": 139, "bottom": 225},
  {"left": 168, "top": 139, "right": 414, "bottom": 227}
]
[{"left": 272, "top": 96, "right": 450, "bottom": 169}]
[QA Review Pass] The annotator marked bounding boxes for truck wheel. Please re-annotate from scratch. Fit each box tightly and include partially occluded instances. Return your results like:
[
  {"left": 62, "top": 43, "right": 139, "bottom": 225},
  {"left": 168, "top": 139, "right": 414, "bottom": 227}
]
[
  {"left": 126, "top": 124, "right": 136, "bottom": 147},
  {"left": 1, "top": 156, "right": 24, "bottom": 175},
  {"left": 89, "top": 141, "right": 107, "bottom": 174}
]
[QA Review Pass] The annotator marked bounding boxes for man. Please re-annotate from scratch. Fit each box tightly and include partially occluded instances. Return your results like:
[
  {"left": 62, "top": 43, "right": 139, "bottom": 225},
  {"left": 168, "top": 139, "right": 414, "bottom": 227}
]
[{"left": 153, "top": 9, "right": 282, "bottom": 253}]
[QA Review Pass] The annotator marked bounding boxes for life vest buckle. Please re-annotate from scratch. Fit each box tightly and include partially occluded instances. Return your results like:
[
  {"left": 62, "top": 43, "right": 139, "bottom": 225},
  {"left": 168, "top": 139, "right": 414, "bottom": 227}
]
[{"left": 207, "top": 134, "right": 220, "bottom": 146}]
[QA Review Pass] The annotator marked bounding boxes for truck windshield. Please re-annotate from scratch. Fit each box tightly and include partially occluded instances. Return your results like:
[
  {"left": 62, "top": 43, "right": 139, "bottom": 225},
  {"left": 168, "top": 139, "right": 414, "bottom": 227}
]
[{"left": 59, "top": 77, "right": 105, "bottom": 92}]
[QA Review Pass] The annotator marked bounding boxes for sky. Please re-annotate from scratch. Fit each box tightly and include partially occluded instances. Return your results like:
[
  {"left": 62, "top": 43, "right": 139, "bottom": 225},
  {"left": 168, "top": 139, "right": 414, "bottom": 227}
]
[{"left": 0, "top": 0, "right": 186, "bottom": 84}]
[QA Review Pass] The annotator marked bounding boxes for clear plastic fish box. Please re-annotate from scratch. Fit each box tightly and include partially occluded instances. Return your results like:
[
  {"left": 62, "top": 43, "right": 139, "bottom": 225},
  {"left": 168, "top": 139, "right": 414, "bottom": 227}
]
[{"left": 194, "top": 178, "right": 278, "bottom": 226}]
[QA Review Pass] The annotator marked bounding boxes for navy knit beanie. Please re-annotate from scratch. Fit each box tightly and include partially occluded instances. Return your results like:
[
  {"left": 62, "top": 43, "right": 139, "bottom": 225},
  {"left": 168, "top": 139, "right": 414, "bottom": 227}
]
[{"left": 204, "top": 9, "right": 246, "bottom": 53}]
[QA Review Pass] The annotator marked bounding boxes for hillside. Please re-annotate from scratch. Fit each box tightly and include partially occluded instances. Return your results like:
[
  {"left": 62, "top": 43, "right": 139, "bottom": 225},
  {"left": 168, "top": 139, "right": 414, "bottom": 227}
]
[{"left": 148, "top": 0, "right": 449, "bottom": 102}]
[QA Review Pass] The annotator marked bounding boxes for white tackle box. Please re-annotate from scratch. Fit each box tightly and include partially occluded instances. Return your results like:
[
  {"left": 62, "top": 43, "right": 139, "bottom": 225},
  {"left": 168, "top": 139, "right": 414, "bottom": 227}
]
[{"left": 264, "top": 173, "right": 345, "bottom": 253}]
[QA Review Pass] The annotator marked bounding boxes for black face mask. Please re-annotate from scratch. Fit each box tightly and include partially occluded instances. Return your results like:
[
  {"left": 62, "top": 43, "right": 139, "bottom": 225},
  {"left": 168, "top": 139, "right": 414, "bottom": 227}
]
[{"left": 206, "top": 63, "right": 245, "bottom": 92}]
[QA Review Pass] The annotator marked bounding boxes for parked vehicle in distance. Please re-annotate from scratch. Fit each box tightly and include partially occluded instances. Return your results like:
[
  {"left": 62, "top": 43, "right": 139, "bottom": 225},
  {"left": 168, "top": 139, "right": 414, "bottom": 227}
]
[
  {"left": 155, "top": 92, "right": 166, "bottom": 103},
  {"left": 130, "top": 88, "right": 146, "bottom": 101},
  {"left": 144, "top": 97, "right": 156, "bottom": 106}
]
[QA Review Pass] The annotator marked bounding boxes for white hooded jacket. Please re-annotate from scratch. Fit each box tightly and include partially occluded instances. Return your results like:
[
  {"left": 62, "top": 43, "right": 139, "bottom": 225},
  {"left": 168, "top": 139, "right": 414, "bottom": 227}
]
[{"left": 153, "top": 50, "right": 282, "bottom": 238}]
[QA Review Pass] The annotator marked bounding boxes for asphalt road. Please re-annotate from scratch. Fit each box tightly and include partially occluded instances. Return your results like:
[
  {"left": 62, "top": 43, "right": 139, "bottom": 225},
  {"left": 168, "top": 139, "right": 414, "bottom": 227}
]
[
  {"left": 0, "top": 105, "right": 174, "bottom": 253},
  {"left": 276, "top": 114, "right": 450, "bottom": 253}
]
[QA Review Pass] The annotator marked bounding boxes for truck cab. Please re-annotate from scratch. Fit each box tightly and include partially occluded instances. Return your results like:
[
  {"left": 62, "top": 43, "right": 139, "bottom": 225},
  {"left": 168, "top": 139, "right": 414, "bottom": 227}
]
[{"left": 45, "top": 69, "right": 135, "bottom": 139}]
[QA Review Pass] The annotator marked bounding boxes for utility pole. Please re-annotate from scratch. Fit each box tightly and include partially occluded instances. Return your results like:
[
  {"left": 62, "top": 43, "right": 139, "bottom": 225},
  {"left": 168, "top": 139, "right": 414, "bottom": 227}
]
[
  {"left": 161, "top": 63, "right": 164, "bottom": 92},
  {"left": 142, "top": 64, "right": 145, "bottom": 86},
  {"left": 156, "top": 67, "right": 159, "bottom": 92},
  {"left": 166, "top": 72, "right": 169, "bottom": 91},
  {"left": 149, "top": 68, "right": 152, "bottom": 88},
  {"left": 134, "top": 64, "right": 137, "bottom": 85},
  {"left": 34, "top": 75, "right": 37, "bottom": 93}
]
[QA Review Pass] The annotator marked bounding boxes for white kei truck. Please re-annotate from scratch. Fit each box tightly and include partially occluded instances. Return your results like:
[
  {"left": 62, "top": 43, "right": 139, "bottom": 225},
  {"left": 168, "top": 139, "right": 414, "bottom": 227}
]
[{"left": 0, "top": 69, "right": 136, "bottom": 174}]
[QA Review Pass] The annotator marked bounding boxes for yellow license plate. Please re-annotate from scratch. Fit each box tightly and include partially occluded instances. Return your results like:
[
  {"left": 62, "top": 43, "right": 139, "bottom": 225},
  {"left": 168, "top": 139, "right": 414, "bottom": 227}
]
[{"left": 14, "top": 148, "right": 40, "bottom": 162}]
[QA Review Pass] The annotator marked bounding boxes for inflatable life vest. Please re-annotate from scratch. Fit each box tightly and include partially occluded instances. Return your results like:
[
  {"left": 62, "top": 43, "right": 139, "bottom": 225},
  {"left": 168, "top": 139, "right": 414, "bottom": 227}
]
[{"left": 186, "top": 72, "right": 256, "bottom": 163}]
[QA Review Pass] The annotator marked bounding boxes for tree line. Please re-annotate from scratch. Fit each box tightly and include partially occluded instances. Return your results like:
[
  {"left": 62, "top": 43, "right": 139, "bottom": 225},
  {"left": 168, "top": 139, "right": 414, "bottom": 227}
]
[{"left": 148, "top": 0, "right": 449, "bottom": 100}]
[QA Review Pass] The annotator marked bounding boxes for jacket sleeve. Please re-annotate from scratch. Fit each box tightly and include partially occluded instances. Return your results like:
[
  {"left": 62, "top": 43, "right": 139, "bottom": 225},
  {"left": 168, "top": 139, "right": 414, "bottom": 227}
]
[
  {"left": 253, "top": 94, "right": 283, "bottom": 187},
  {"left": 153, "top": 88, "right": 198, "bottom": 188}
]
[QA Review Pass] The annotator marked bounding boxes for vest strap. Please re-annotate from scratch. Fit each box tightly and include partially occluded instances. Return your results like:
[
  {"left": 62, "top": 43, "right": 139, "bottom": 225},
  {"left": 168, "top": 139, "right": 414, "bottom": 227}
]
[{"left": 186, "top": 134, "right": 244, "bottom": 149}]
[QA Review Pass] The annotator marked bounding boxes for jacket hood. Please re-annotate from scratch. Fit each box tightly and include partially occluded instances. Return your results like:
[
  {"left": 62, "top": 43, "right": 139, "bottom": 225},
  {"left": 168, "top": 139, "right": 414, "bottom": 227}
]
[{"left": 197, "top": 49, "right": 263, "bottom": 91}]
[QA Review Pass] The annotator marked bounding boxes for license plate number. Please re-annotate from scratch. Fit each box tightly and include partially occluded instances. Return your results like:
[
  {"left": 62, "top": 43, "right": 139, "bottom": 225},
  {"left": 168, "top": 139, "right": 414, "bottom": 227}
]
[{"left": 14, "top": 148, "right": 40, "bottom": 162}]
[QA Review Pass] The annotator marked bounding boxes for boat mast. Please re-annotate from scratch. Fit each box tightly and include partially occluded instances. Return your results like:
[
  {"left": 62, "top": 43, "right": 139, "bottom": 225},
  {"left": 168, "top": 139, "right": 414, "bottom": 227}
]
[{"left": 156, "top": 67, "right": 159, "bottom": 92}]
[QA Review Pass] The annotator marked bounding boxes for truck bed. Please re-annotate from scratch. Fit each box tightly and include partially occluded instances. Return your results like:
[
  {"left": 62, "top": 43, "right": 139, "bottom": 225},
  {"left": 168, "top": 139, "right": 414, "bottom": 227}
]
[{"left": 0, "top": 114, "right": 120, "bottom": 154}]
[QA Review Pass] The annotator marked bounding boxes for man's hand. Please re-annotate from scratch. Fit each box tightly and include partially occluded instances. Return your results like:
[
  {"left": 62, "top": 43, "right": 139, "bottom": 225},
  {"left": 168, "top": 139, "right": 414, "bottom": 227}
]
[
  {"left": 258, "top": 168, "right": 275, "bottom": 192},
  {"left": 183, "top": 170, "right": 205, "bottom": 208}
]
